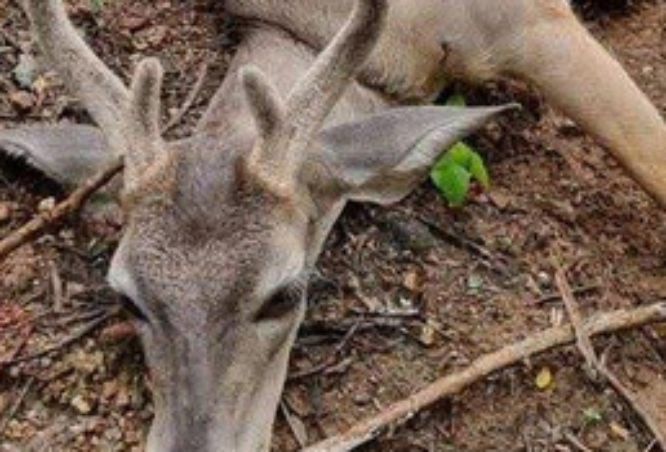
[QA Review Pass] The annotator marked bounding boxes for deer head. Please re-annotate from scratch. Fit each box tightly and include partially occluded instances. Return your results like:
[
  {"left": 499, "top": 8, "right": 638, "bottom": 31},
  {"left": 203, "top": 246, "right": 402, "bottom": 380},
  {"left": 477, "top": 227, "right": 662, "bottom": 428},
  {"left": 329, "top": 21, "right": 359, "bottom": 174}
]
[{"left": 10, "top": 0, "right": 511, "bottom": 450}]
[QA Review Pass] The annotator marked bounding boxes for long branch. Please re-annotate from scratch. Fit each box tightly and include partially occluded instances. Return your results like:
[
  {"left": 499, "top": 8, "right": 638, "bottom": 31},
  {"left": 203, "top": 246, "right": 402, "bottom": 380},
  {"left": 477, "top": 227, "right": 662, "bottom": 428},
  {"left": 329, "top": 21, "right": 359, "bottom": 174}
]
[
  {"left": 302, "top": 302, "right": 666, "bottom": 452},
  {"left": 0, "top": 159, "right": 122, "bottom": 261},
  {"left": 556, "top": 270, "right": 666, "bottom": 447}
]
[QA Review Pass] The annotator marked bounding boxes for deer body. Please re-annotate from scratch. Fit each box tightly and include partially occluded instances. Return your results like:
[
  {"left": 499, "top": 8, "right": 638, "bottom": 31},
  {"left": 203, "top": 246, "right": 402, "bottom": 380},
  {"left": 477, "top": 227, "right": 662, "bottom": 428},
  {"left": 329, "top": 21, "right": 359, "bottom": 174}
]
[
  {"left": 221, "top": 0, "right": 666, "bottom": 206},
  {"left": 3, "top": 1, "right": 666, "bottom": 451}
]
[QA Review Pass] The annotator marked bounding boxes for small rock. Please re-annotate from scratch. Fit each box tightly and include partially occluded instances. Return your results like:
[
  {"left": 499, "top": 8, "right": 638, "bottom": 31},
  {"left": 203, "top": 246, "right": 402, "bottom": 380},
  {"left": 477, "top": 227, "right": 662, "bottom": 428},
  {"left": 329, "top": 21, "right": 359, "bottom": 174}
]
[
  {"left": 466, "top": 273, "right": 484, "bottom": 293},
  {"left": 536, "top": 271, "right": 552, "bottom": 289},
  {"left": 403, "top": 270, "right": 423, "bottom": 293},
  {"left": 71, "top": 394, "right": 93, "bottom": 414},
  {"left": 38, "top": 197, "right": 56, "bottom": 213},
  {"left": 352, "top": 392, "right": 372, "bottom": 406},
  {"left": 418, "top": 320, "right": 438, "bottom": 347}
]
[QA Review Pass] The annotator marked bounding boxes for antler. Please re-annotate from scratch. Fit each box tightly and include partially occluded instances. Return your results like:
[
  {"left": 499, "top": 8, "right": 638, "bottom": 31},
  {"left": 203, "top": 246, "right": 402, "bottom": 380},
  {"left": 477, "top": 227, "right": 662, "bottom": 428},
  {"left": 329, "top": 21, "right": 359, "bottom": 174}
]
[
  {"left": 23, "top": 0, "right": 164, "bottom": 188},
  {"left": 242, "top": 0, "right": 389, "bottom": 188}
]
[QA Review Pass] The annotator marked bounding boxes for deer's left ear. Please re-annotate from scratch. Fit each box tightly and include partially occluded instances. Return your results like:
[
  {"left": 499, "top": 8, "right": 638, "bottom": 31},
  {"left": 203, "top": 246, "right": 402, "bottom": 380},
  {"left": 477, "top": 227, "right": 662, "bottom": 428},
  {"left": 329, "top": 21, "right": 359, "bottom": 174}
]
[
  {"left": 0, "top": 124, "right": 112, "bottom": 186},
  {"left": 307, "top": 105, "right": 513, "bottom": 206}
]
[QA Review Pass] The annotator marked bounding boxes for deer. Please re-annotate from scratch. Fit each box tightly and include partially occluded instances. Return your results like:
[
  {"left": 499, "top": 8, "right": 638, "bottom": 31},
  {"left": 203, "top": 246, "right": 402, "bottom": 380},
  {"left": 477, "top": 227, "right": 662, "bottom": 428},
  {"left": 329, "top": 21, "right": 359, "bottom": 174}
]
[{"left": 1, "top": 0, "right": 666, "bottom": 451}]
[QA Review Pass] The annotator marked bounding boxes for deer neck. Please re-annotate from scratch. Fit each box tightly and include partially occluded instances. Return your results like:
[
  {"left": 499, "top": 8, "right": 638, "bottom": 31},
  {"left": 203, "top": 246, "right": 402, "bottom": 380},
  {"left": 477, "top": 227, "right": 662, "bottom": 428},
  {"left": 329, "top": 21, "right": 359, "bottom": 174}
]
[{"left": 197, "top": 29, "right": 396, "bottom": 137}]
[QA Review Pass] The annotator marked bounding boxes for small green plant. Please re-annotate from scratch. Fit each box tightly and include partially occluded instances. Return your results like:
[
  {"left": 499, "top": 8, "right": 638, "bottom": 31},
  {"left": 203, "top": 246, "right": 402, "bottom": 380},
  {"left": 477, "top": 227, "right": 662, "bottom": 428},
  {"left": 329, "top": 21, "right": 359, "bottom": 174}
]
[
  {"left": 90, "top": 0, "right": 105, "bottom": 11},
  {"left": 582, "top": 407, "right": 604, "bottom": 426},
  {"left": 430, "top": 93, "right": 490, "bottom": 207}
]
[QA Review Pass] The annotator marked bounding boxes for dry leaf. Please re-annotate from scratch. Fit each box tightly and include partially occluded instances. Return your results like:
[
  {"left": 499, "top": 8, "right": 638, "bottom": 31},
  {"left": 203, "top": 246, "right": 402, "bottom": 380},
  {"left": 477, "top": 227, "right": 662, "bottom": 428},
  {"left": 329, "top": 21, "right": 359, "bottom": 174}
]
[
  {"left": 535, "top": 367, "right": 553, "bottom": 390},
  {"left": 609, "top": 422, "right": 631, "bottom": 441}
]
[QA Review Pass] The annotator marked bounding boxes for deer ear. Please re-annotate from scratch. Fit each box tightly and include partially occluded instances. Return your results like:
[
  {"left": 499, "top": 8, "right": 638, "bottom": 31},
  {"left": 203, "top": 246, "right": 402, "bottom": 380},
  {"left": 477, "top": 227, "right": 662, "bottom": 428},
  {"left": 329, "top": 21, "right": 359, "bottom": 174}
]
[
  {"left": 0, "top": 124, "right": 113, "bottom": 186},
  {"left": 310, "top": 105, "right": 514, "bottom": 206}
]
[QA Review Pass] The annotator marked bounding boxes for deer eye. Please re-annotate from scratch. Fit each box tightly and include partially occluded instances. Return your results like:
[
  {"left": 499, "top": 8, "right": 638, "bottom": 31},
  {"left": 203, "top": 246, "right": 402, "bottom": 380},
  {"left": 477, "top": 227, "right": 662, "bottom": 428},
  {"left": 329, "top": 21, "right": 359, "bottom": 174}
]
[
  {"left": 118, "top": 294, "right": 150, "bottom": 323},
  {"left": 254, "top": 281, "right": 307, "bottom": 322}
]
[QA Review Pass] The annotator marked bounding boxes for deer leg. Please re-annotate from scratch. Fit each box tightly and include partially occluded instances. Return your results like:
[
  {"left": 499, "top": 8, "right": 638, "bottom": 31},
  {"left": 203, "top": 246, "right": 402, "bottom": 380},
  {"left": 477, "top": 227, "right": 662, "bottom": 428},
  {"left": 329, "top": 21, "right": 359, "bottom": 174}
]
[{"left": 501, "top": 6, "right": 666, "bottom": 207}]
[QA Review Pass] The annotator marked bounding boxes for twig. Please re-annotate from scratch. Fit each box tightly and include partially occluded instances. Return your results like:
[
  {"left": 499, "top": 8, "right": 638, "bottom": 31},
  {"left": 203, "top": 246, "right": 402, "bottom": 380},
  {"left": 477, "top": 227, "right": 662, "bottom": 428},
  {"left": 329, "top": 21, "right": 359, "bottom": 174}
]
[
  {"left": 0, "top": 159, "right": 123, "bottom": 261},
  {"left": 644, "top": 439, "right": 658, "bottom": 452},
  {"left": 0, "top": 376, "right": 35, "bottom": 439},
  {"left": 556, "top": 269, "right": 666, "bottom": 449},
  {"left": 301, "top": 302, "right": 666, "bottom": 452},
  {"left": 416, "top": 215, "right": 511, "bottom": 275},
  {"left": 564, "top": 431, "right": 595, "bottom": 452},
  {"left": 2, "top": 310, "right": 117, "bottom": 366},
  {"left": 290, "top": 322, "right": 361, "bottom": 381},
  {"left": 533, "top": 283, "right": 600, "bottom": 305},
  {"left": 555, "top": 268, "right": 600, "bottom": 381},
  {"left": 163, "top": 60, "right": 209, "bottom": 133},
  {"left": 281, "top": 401, "right": 309, "bottom": 448}
]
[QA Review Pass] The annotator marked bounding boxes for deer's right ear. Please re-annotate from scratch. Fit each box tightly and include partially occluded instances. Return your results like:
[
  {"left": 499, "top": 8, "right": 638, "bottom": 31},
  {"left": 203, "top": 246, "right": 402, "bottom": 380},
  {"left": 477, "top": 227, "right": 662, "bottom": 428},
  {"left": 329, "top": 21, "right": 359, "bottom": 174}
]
[
  {"left": 309, "top": 105, "right": 514, "bottom": 207},
  {"left": 0, "top": 124, "right": 113, "bottom": 186}
]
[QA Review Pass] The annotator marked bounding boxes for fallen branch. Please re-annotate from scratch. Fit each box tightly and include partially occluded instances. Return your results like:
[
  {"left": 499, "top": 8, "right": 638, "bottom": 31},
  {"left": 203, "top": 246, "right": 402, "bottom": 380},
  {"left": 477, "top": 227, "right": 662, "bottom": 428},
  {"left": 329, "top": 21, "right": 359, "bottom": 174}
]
[
  {"left": 302, "top": 302, "right": 666, "bottom": 452},
  {"left": 555, "top": 268, "right": 600, "bottom": 381},
  {"left": 0, "top": 159, "right": 122, "bottom": 261},
  {"left": 556, "top": 270, "right": 666, "bottom": 448}
]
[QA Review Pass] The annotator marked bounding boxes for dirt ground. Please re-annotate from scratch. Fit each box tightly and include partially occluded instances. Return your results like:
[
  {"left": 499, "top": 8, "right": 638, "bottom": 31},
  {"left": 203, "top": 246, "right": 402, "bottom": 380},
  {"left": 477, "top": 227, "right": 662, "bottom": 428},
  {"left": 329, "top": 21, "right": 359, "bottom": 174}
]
[{"left": 1, "top": 1, "right": 666, "bottom": 451}]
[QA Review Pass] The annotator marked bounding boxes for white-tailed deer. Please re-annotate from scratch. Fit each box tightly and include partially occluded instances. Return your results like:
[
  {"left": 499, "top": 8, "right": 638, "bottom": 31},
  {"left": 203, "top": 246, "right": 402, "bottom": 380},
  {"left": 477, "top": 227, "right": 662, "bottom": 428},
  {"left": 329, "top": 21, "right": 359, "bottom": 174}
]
[{"left": 2, "top": 0, "right": 666, "bottom": 451}]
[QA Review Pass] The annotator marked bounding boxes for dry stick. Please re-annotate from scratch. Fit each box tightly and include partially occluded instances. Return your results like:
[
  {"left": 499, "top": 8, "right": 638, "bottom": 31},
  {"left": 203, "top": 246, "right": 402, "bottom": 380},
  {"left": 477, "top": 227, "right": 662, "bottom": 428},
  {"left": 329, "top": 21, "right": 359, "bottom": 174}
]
[
  {"left": 556, "top": 270, "right": 666, "bottom": 449},
  {"left": 0, "top": 55, "right": 207, "bottom": 261},
  {"left": 564, "top": 431, "right": 595, "bottom": 452},
  {"left": 555, "top": 269, "right": 600, "bottom": 381},
  {"left": 0, "top": 158, "right": 123, "bottom": 261},
  {"left": 0, "top": 57, "right": 204, "bottom": 261},
  {"left": 301, "top": 302, "right": 666, "bottom": 452}
]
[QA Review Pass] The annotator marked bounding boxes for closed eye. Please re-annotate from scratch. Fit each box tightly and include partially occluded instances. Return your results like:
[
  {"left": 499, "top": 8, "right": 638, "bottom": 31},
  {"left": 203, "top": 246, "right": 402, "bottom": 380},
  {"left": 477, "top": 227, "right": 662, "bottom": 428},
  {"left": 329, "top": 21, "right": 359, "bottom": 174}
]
[{"left": 254, "top": 279, "right": 307, "bottom": 322}]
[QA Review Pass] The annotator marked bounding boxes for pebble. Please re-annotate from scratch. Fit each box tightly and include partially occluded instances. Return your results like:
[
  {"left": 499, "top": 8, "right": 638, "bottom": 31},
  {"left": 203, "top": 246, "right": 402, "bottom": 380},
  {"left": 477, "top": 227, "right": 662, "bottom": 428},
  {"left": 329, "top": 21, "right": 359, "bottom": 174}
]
[
  {"left": 38, "top": 197, "right": 56, "bottom": 213},
  {"left": 71, "top": 394, "right": 93, "bottom": 415}
]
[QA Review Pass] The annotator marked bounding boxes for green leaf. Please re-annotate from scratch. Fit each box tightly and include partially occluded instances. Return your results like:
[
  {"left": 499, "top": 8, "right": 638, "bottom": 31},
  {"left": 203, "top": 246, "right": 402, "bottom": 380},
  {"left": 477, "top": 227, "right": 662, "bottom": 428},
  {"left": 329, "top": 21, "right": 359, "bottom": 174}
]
[
  {"left": 444, "top": 142, "right": 474, "bottom": 167},
  {"left": 469, "top": 152, "right": 490, "bottom": 189},
  {"left": 90, "top": 0, "right": 105, "bottom": 11},
  {"left": 430, "top": 91, "right": 491, "bottom": 206},
  {"left": 583, "top": 408, "right": 603, "bottom": 426},
  {"left": 431, "top": 163, "right": 471, "bottom": 207}
]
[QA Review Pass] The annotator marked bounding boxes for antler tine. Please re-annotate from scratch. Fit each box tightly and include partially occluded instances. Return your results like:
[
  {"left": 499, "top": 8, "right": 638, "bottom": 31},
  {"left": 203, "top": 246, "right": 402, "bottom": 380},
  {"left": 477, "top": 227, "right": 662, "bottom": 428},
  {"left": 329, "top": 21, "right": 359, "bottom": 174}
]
[
  {"left": 248, "top": 0, "right": 388, "bottom": 182},
  {"left": 240, "top": 66, "right": 286, "bottom": 142},
  {"left": 125, "top": 58, "right": 165, "bottom": 185},
  {"left": 24, "top": 0, "right": 131, "bottom": 153}
]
